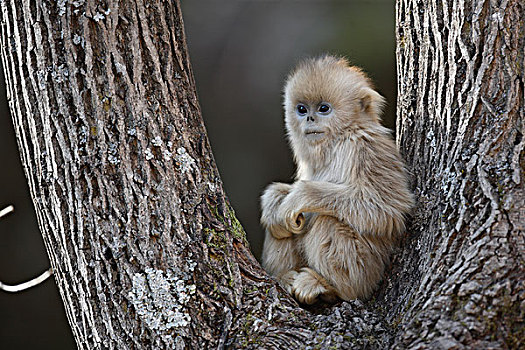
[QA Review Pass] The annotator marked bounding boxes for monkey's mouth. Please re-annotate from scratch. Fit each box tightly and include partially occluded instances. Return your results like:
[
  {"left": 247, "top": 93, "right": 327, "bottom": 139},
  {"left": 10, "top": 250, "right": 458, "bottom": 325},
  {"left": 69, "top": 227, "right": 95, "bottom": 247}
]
[{"left": 305, "top": 130, "right": 325, "bottom": 141}]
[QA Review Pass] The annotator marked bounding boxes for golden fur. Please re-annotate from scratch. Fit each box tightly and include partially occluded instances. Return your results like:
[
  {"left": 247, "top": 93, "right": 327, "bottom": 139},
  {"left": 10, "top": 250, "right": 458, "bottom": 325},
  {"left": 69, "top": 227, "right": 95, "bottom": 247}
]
[{"left": 260, "top": 56, "right": 414, "bottom": 304}]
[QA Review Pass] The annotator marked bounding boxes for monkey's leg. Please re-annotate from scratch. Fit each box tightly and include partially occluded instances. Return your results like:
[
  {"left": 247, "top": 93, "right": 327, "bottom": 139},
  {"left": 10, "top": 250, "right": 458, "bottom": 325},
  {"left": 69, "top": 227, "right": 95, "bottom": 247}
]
[
  {"left": 261, "top": 231, "right": 304, "bottom": 292},
  {"left": 302, "top": 216, "right": 390, "bottom": 301},
  {"left": 284, "top": 216, "right": 339, "bottom": 304}
]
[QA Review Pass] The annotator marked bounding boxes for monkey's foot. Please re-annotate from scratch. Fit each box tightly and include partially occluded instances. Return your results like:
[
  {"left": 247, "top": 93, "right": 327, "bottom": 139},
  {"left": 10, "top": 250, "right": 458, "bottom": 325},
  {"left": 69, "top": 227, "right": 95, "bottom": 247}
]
[
  {"left": 291, "top": 268, "right": 337, "bottom": 305},
  {"left": 279, "top": 270, "right": 298, "bottom": 294}
]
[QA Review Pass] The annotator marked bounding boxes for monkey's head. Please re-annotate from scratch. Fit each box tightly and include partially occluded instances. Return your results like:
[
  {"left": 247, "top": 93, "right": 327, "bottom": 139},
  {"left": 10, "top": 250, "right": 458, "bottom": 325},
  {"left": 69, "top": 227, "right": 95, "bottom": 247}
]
[{"left": 283, "top": 55, "right": 385, "bottom": 161}]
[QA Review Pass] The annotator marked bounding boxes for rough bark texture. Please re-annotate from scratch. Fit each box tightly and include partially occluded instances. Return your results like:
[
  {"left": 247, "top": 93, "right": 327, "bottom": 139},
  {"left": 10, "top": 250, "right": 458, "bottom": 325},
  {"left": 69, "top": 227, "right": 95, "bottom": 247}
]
[
  {"left": 0, "top": 0, "right": 523, "bottom": 349},
  {"left": 0, "top": 0, "right": 254, "bottom": 347},
  {"left": 393, "top": 0, "right": 524, "bottom": 348}
]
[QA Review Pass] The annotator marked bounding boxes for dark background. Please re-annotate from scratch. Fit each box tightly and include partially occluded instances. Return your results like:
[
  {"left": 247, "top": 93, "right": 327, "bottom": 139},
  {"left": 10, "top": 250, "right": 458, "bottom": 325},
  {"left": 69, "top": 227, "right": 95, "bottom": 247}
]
[{"left": 0, "top": 1, "right": 396, "bottom": 348}]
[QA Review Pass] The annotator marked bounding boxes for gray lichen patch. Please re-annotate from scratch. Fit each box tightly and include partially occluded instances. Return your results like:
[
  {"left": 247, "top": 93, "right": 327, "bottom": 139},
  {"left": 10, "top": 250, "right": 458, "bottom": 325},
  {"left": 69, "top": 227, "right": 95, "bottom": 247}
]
[
  {"left": 145, "top": 148, "right": 154, "bottom": 160},
  {"left": 57, "top": 0, "right": 67, "bottom": 16},
  {"left": 128, "top": 268, "right": 196, "bottom": 341},
  {"left": 152, "top": 136, "right": 163, "bottom": 147},
  {"left": 163, "top": 149, "right": 173, "bottom": 161},
  {"left": 175, "top": 147, "right": 196, "bottom": 174},
  {"left": 93, "top": 8, "right": 111, "bottom": 22}
]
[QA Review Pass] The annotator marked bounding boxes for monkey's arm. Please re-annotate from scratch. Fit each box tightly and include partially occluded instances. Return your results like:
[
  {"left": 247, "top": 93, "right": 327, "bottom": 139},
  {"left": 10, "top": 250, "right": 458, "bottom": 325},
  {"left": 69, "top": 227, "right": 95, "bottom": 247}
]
[
  {"left": 279, "top": 180, "right": 413, "bottom": 237},
  {"left": 261, "top": 182, "right": 306, "bottom": 239}
]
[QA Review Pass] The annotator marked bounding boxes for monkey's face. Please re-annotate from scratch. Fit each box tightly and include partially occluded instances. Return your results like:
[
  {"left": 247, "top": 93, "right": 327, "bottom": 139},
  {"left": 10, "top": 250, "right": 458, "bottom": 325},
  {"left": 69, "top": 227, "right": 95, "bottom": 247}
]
[
  {"left": 291, "top": 100, "right": 334, "bottom": 144},
  {"left": 283, "top": 58, "right": 363, "bottom": 148},
  {"left": 283, "top": 56, "right": 385, "bottom": 154}
]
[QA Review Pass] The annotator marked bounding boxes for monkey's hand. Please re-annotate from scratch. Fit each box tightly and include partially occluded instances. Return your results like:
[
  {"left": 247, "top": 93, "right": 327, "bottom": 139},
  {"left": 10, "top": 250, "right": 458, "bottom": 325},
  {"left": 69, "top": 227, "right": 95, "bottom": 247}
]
[
  {"left": 280, "top": 211, "right": 306, "bottom": 235},
  {"left": 277, "top": 181, "right": 312, "bottom": 235},
  {"left": 260, "top": 183, "right": 297, "bottom": 239}
]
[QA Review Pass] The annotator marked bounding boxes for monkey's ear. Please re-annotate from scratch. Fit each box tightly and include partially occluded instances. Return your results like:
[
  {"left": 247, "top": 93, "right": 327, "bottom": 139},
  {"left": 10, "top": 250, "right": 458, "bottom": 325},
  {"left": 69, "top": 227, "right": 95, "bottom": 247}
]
[{"left": 359, "top": 87, "right": 386, "bottom": 118}]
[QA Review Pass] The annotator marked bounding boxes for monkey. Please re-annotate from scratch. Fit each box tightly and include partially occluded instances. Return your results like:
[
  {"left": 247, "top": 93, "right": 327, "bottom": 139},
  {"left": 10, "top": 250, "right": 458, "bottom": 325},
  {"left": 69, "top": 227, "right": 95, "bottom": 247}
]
[{"left": 260, "top": 55, "right": 414, "bottom": 304}]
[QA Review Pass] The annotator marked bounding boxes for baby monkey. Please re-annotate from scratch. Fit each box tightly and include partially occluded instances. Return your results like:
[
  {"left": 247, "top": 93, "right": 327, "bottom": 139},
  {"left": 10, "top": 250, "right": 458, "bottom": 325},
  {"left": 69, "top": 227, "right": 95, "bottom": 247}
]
[{"left": 261, "top": 56, "right": 413, "bottom": 304}]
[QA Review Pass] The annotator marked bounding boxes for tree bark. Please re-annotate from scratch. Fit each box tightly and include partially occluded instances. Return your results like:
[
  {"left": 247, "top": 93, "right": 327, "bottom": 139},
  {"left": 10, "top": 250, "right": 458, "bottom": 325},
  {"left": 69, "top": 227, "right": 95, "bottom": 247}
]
[
  {"left": 393, "top": 0, "right": 524, "bottom": 348},
  {"left": 0, "top": 0, "right": 522, "bottom": 349}
]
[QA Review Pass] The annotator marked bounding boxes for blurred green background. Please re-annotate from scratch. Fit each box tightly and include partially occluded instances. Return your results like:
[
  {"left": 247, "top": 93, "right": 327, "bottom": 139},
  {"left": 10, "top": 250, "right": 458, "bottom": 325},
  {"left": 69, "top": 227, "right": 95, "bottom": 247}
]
[{"left": 0, "top": 1, "right": 396, "bottom": 348}]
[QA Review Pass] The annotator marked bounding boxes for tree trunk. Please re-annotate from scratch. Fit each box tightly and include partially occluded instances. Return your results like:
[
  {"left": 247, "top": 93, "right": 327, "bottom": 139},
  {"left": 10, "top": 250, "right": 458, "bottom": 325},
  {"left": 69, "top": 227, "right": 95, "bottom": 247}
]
[
  {"left": 393, "top": 0, "right": 524, "bottom": 348},
  {"left": 0, "top": 0, "right": 522, "bottom": 349}
]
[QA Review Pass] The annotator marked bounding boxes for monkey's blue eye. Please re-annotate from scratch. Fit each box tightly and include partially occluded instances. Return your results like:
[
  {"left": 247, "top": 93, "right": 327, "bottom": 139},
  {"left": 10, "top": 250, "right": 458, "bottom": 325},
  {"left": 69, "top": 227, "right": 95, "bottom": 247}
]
[
  {"left": 318, "top": 103, "right": 331, "bottom": 114},
  {"left": 296, "top": 104, "right": 308, "bottom": 116}
]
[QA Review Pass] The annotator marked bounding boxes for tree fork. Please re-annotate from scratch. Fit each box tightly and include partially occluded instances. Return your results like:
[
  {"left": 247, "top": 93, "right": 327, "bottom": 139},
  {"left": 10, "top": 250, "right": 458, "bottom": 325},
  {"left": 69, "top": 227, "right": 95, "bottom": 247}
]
[{"left": 0, "top": 0, "right": 523, "bottom": 348}]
